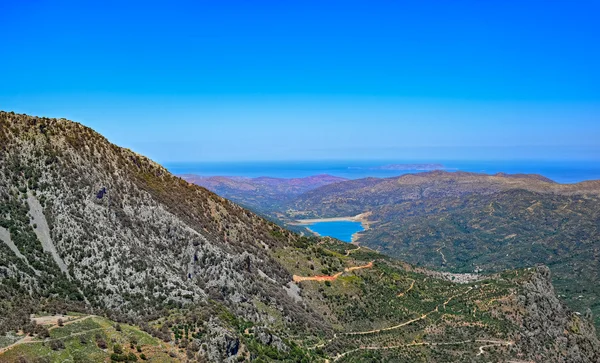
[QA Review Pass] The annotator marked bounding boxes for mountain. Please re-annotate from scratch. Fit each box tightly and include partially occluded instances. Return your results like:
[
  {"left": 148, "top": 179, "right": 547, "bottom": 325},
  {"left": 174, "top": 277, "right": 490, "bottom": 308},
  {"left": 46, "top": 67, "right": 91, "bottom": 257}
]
[{"left": 0, "top": 111, "right": 599, "bottom": 362}]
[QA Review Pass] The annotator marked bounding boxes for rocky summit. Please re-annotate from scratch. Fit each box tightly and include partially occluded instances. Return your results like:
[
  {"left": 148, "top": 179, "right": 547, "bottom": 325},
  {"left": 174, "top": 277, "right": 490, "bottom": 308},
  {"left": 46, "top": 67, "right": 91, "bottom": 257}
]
[{"left": 1, "top": 111, "right": 599, "bottom": 362}]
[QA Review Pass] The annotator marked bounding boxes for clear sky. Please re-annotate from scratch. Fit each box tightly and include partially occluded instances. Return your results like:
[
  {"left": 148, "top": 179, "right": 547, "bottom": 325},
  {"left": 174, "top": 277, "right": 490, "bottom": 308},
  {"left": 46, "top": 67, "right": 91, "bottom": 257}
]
[{"left": 1, "top": 0, "right": 599, "bottom": 162}]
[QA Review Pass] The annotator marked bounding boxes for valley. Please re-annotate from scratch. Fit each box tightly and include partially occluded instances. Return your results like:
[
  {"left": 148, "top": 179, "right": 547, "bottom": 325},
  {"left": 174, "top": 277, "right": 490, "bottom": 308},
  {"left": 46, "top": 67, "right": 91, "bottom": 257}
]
[
  {"left": 0, "top": 112, "right": 598, "bottom": 362},
  {"left": 184, "top": 168, "right": 600, "bottom": 333}
]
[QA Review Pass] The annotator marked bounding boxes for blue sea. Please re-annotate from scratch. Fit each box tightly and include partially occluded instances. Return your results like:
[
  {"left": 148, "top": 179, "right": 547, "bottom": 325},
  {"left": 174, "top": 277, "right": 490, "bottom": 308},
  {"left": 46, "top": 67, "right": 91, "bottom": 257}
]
[
  {"left": 304, "top": 221, "right": 364, "bottom": 243},
  {"left": 165, "top": 160, "right": 600, "bottom": 184}
]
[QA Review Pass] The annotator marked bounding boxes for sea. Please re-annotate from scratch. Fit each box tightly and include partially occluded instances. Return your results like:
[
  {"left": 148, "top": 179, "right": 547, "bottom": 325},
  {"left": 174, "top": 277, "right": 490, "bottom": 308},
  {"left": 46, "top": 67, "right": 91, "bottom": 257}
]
[{"left": 165, "top": 160, "right": 600, "bottom": 184}]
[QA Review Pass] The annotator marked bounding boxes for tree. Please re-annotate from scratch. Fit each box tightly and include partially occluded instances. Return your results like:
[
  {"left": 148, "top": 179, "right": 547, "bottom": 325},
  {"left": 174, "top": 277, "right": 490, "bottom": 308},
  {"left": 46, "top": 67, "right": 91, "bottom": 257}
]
[
  {"left": 35, "top": 325, "right": 50, "bottom": 338},
  {"left": 50, "top": 340, "right": 65, "bottom": 350},
  {"left": 57, "top": 318, "right": 64, "bottom": 327}
]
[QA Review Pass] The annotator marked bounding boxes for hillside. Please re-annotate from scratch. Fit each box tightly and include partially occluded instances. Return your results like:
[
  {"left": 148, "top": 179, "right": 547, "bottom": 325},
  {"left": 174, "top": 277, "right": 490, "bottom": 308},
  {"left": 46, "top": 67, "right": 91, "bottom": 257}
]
[
  {"left": 287, "top": 172, "right": 600, "bottom": 329},
  {"left": 0, "top": 111, "right": 599, "bottom": 362},
  {"left": 355, "top": 189, "right": 600, "bottom": 328},
  {"left": 181, "top": 174, "right": 347, "bottom": 217}
]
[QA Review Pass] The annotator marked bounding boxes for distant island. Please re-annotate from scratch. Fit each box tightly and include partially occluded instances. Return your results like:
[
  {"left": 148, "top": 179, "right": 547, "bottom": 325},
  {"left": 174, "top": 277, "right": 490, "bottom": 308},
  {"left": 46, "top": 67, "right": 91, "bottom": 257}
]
[{"left": 369, "top": 163, "right": 445, "bottom": 171}]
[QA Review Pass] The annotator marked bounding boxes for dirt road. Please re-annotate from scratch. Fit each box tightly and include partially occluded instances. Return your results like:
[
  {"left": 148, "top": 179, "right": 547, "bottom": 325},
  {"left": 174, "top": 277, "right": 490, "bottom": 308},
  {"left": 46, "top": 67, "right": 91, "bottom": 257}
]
[{"left": 293, "top": 261, "right": 374, "bottom": 282}]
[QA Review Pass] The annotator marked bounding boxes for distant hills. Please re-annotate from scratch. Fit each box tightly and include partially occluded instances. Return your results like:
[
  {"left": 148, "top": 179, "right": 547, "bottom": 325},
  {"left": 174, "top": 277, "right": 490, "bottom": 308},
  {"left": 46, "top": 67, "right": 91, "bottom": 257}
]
[
  {"left": 181, "top": 174, "right": 346, "bottom": 213},
  {"left": 289, "top": 170, "right": 600, "bottom": 216},
  {"left": 367, "top": 163, "right": 445, "bottom": 171},
  {"left": 1, "top": 111, "right": 598, "bottom": 361}
]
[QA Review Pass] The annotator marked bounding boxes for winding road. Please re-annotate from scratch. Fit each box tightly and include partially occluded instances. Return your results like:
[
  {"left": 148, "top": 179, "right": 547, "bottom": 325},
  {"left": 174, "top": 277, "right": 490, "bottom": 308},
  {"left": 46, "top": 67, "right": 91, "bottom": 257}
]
[{"left": 292, "top": 257, "right": 512, "bottom": 362}]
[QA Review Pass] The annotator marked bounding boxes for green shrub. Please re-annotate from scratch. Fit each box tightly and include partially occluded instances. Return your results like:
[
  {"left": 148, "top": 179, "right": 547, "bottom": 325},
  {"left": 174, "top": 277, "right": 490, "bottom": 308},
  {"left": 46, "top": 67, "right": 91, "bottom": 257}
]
[
  {"left": 113, "top": 344, "right": 123, "bottom": 354},
  {"left": 110, "top": 353, "right": 127, "bottom": 362}
]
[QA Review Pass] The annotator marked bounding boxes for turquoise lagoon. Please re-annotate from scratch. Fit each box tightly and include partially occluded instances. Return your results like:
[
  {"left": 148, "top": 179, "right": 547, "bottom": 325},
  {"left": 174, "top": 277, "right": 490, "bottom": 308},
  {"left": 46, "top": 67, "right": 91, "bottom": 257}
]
[{"left": 304, "top": 221, "right": 364, "bottom": 242}]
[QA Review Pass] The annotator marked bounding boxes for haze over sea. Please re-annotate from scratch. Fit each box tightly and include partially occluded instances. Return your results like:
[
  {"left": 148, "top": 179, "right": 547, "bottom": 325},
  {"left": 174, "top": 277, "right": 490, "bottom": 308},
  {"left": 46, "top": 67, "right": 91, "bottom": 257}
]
[{"left": 165, "top": 160, "right": 600, "bottom": 184}]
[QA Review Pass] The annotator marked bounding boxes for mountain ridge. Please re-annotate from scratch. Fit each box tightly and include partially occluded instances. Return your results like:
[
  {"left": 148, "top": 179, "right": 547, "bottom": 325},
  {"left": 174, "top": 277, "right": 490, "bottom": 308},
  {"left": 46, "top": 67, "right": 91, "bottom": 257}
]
[{"left": 282, "top": 170, "right": 600, "bottom": 222}]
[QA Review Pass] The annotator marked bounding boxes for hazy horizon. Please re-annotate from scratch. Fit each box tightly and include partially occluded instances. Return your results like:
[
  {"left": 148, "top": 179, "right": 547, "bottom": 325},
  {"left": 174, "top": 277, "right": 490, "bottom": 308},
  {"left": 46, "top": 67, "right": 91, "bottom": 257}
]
[{"left": 164, "top": 159, "right": 600, "bottom": 184}]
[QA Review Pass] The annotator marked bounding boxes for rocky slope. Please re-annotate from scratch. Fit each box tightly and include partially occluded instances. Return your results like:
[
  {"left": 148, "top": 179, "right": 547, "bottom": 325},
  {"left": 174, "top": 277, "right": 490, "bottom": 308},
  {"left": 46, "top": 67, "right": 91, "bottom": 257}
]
[
  {"left": 0, "top": 111, "right": 325, "bottom": 360},
  {"left": 0, "top": 111, "right": 599, "bottom": 362}
]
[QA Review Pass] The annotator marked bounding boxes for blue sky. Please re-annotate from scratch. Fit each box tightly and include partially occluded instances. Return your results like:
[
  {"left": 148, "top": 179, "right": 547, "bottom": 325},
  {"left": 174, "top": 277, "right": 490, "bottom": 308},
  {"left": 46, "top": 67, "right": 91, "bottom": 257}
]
[{"left": 1, "top": 0, "right": 599, "bottom": 161}]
